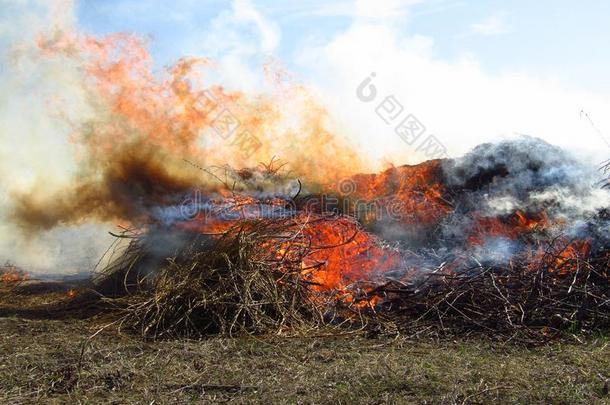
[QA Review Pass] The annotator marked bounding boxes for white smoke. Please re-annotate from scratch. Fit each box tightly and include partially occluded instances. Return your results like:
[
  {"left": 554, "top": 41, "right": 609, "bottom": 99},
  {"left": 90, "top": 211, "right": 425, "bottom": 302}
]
[
  {"left": 443, "top": 136, "right": 608, "bottom": 218},
  {"left": 0, "top": 0, "right": 113, "bottom": 276},
  {"left": 440, "top": 136, "right": 610, "bottom": 254}
]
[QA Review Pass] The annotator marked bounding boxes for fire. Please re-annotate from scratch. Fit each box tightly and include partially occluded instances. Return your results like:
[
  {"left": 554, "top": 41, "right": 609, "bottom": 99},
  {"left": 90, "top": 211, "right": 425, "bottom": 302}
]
[
  {"left": 343, "top": 160, "right": 451, "bottom": 225},
  {"left": 14, "top": 31, "right": 368, "bottom": 232},
  {"left": 299, "top": 216, "right": 400, "bottom": 297},
  {"left": 468, "top": 211, "right": 549, "bottom": 246},
  {"left": 527, "top": 239, "right": 592, "bottom": 276},
  {"left": 7, "top": 27, "right": 608, "bottom": 316},
  {"left": 0, "top": 264, "right": 28, "bottom": 284},
  {"left": 176, "top": 206, "right": 399, "bottom": 306},
  {"left": 165, "top": 156, "right": 601, "bottom": 310}
]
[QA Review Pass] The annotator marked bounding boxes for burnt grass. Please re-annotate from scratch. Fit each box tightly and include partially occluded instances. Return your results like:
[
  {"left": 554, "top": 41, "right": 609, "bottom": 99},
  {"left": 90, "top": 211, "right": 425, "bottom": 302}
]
[{"left": 1, "top": 287, "right": 609, "bottom": 404}]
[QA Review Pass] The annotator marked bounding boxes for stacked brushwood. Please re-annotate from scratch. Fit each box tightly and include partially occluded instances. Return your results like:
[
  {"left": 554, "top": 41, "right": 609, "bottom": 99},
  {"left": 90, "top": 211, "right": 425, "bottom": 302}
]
[
  {"left": 95, "top": 219, "right": 610, "bottom": 341},
  {"left": 95, "top": 220, "right": 325, "bottom": 338},
  {"left": 372, "top": 248, "right": 610, "bottom": 340}
]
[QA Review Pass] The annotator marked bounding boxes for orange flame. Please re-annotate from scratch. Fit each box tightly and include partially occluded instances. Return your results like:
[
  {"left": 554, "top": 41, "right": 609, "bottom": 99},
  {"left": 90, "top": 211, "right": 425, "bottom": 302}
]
[
  {"left": 14, "top": 31, "right": 369, "bottom": 232},
  {"left": 13, "top": 28, "right": 602, "bottom": 310},
  {"left": 0, "top": 266, "right": 28, "bottom": 284},
  {"left": 468, "top": 211, "right": 549, "bottom": 246},
  {"left": 527, "top": 239, "right": 591, "bottom": 276},
  {"left": 344, "top": 160, "right": 451, "bottom": 225}
]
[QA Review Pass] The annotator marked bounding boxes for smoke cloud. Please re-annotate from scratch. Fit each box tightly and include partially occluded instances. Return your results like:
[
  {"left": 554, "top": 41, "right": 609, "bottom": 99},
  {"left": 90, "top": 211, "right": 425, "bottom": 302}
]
[
  {"left": 0, "top": 0, "right": 366, "bottom": 275},
  {"left": 0, "top": 0, "right": 114, "bottom": 275}
]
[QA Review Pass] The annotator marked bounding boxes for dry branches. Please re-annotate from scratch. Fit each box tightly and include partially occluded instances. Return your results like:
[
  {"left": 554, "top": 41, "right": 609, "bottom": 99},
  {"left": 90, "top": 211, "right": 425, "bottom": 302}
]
[
  {"left": 375, "top": 250, "right": 610, "bottom": 340},
  {"left": 96, "top": 220, "right": 326, "bottom": 338}
]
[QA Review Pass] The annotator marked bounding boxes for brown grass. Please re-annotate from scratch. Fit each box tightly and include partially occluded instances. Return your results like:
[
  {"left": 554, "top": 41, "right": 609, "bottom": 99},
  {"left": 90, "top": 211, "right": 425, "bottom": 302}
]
[{"left": 0, "top": 314, "right": 608, "bottom": 404}]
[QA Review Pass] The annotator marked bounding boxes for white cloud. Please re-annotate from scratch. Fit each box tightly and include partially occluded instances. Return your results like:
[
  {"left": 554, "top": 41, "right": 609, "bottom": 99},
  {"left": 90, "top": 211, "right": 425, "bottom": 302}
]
[
  {"left": 295, "top": 17, "right": 610, "bottom": 167},
  {"left": 354, "top": 0, "right": 423, "bottom": 20},
  {"left": 29, "top": 0, "right": 608, "bottom": 170},
  {"left": 197, "top": 0, "right": 280, "bottom": 92},
  {"left": 261, "top": 0, "right": 424, "bottom": 21},
  {"left": 467, "top": 14, "right": 510, "bottom": 36},
  {"left": 232, "top": 0, "right": 280, "bottom": 52}
]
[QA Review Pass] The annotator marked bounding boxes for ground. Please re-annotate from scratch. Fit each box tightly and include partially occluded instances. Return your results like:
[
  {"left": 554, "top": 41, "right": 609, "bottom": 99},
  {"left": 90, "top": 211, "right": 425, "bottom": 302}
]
[{"left": 0, "top": 286, "right": 609, "bottom": 404}]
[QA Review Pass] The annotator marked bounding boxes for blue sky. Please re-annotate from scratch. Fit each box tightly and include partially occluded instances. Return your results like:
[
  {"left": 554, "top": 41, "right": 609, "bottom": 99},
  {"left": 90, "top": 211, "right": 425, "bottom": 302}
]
[{"left": 75, "top": 0, "right": 610, "bottom": 93}]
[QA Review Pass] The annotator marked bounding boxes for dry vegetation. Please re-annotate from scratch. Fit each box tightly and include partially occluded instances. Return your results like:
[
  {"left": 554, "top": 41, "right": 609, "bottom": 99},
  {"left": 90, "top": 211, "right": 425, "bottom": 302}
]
[
  {"left": 0, "top": 282, "right": 609, "bottom": 404},
  {"left": 380, "top": 249, "right": 610, "bottom": 342},
  {"left": 90, "top": 219, "right": 610, "bottom": 344},
  {"left": 95, "top": 220, "right": 327, "bottom": 338},
  {"left": 0, "top": 313, "right": 609, "bottom": 404}
]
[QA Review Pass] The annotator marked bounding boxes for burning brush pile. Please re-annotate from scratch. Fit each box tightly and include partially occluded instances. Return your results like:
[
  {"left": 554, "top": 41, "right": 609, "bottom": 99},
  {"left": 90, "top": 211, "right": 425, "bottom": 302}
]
[
  {"left": 10, "top": 32, "right": 609, "bottom": 340},
  {"left": 93, "top": 138, "right": 610, "bottom": 339}
]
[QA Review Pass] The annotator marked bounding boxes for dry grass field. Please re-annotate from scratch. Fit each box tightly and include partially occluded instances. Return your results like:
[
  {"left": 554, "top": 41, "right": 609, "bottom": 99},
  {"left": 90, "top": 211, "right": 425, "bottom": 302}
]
[{"left": 0, "top": 283, "right": 609, "bottom": 404}]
